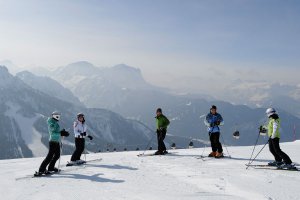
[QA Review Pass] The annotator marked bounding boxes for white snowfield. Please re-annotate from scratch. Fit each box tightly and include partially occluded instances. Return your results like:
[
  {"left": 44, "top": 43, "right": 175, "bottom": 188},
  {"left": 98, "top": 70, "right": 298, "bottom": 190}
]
[{"left": 2, "top": 141, "right": 300, "bottom": 200}]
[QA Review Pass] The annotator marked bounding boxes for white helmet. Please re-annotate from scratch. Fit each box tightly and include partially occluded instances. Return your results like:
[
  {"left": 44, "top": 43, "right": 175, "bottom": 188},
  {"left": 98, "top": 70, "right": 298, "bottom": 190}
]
[
  {"left": 77, "top": 113, "right": 84, "bottom": 118},
  {"left": 52, "top": 111, "right": 61, "bottom": 121},
  {"left": 266, "top": 108, "right": 276, "bottom": 117}
]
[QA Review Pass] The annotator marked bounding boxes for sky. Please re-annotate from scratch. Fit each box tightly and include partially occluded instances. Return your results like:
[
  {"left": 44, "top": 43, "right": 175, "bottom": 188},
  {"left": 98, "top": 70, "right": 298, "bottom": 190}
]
[{"left": 0, "top": 0, "right": 300, "bottom": 92}]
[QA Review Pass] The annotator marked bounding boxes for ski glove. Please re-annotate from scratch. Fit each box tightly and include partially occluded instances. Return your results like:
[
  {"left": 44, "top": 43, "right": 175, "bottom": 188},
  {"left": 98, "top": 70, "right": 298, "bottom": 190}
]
[
  {"left": 80, "top": 132, "right": 87, "bottom": 137},
  {"left": 60, "top": 129, "right": 70, "bottom": 137},
  {"left": 87, "top": 135, "right": 93, "bottom": 140}
]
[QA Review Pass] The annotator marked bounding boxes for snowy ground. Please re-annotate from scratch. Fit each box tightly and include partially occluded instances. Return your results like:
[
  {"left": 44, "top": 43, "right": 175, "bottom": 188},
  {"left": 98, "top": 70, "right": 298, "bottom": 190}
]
[{"left": 2, "top": 141, "right": 300, "bottom": 200}]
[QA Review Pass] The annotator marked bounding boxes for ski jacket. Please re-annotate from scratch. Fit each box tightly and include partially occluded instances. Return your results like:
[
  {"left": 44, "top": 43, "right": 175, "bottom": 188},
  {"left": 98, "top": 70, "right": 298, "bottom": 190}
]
[
  {"left": 204, "top": 113, "right": 224, "bottom": 133},
  {"left": 47, "top": 117, "right": 61, "bottom": 142},
  {"left": 73, "top": 120, "right": 88, "bottom": 138},
  {"left": 156, "top": 114, "right": 170, "bottom": 130},
  {"left": 268, "top": 118, "right": 281, "bottom": 139}
]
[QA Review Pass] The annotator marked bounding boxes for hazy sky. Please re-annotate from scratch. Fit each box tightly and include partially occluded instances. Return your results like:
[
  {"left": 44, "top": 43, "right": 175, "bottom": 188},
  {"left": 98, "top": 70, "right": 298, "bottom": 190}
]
[{"left": 1, "top": 0, "right": 300, "bottom": 90}]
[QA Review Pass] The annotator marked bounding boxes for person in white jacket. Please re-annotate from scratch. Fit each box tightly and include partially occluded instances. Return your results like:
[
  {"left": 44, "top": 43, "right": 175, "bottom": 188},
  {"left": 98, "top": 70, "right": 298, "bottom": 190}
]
[{"left": 70, "top": 113, "right": 93, "bottom": 164}]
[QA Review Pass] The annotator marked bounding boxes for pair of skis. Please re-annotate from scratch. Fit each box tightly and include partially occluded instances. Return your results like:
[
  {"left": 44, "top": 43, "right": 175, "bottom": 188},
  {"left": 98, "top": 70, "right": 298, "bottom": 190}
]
[
  {"left": 16, "top": 158, "right": 103, "bottom": 180},
  {"left": 137, "top": 152, "right": 173, "bottom": 157},
  {"left": 195, "top": 154, "right": 229, "bottom": 161},
  {"left": 246, "top": 164, "right": 299, "bottom": 171}
]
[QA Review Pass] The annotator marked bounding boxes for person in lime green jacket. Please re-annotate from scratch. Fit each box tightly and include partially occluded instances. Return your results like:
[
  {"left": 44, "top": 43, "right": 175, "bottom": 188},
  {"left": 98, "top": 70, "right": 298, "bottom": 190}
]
[
  {"left": 155, "top": 108, "right": 170, "bottom": 155},
  {"left": 266, "top": 108, "right": 294, "bottom": 169},
  {"left": 36, "top": 111, "right": 69, "bottom": 176}
]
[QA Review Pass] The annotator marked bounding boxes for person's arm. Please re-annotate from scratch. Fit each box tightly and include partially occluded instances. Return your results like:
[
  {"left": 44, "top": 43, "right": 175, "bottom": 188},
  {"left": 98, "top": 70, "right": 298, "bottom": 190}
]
[
  {"left": 218, "top": 114, "right": 224, "bottom": 126},
  {"left": 271, "top": 121, "right": 278, "bottom": 139},
  {"left": 204, "top": 114, "right": 211, "bottom": 127},
  {"left": 164, "top": 116, "right": 170, "bottom": 127},
  {"left": 73, "top": 122, "right": 81, "bottom": 136}
]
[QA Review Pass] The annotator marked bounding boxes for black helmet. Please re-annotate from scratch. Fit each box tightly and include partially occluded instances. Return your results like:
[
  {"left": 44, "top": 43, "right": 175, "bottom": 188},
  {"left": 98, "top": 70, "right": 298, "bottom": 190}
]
[
  {"left": 156, "top": 108, "right": 162, "bottom": 113},
  {"left": 211, "top": 105, "right": 217, "bottom": 110}
]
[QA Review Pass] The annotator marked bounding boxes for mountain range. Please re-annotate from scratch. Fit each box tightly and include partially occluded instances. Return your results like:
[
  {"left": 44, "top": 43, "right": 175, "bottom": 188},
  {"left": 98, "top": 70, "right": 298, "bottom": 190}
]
[
  {"left": 28, "top": 61, "right": 300, "bottom": 146},
  {"left": 0, "top": 65, "right": 160, "bottom": 159}
]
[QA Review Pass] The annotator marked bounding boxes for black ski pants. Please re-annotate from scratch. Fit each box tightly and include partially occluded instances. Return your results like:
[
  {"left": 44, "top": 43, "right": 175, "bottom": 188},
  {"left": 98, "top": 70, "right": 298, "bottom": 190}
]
[
  {"left": 269, "top": 138, "right": 292, "bottom": 164},
  {"left": 39, "top": 141, "right": 60, "bottom": 172},
  {"left": 71, "top": 138, "right": 85, "bottom": 161},
  {"left": 209, "top": 132, "right": 223, "bottom": 153},
  {"left": 157, "top": 129, "right": 167, "bottom": 152}
]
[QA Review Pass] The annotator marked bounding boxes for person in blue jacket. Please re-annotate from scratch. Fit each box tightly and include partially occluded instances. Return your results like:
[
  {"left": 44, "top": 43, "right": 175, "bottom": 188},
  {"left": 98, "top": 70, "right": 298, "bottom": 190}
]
[
  {"left": 204, "top": 105, "right": 224, "bottom": 158},
  {"left": 35, "top": 111, "right": 69, "bottom": 176}
]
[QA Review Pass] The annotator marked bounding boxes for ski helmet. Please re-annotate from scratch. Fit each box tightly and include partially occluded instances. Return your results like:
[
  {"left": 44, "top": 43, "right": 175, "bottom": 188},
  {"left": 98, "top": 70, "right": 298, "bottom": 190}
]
[
  {"left": 77, "top": 113, "right": 85, "bottom": 118},
  {"left": 52, "top": 111, "right": 61, "bottom": 121},
  {"left": 211, "top": 105, "right": 217, "bottom": 110},
  {"left": 266, "top": 108, "right": 276, "bottom": 117},
  {"left": 156, "top": 108, "right": 162, "bottom": 113}
]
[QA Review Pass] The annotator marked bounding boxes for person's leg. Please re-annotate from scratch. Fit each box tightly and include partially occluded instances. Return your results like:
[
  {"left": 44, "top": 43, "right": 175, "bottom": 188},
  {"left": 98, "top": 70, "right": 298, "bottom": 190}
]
[
  {"left": 211, "top": 133, "right": 218, "bottom": 152},
  {"left": 157, "top": 130, "right": 164, "bottom": 153},
  {"left": 209, "top": 133, "right": 216, "bottom": 152},
  {"left": 71, "top": 138, "right": 81, "bottom": 161},
  {"left": 77, "top": 138, "right": 85, "bottom": 160},
  {"left": 272, "top": 138, "right": 292, "bottom": 164},
  {"left": 156, "top": 131, "right": 161, "bottom": 152},
  {"left": 48, "top": 142, "right": 61, "bottom": 170},
  {"left": 269, "top": 139, "right": 283, "bottom": 162},
  {"left": 215, "top": 132, "right": 223, "bottom": 153},
  {"left": 39, "top": 142, "right": 56, "bottom": 172},
  {"left": 161, "top": 129, "right": 167, "bottom": 151}
]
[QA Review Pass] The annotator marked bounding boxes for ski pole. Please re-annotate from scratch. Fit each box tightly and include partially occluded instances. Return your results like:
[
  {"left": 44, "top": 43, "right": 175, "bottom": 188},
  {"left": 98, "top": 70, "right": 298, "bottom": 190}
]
[
  {"left": 248, "top": 130, "right": 261, "bottom": 165},
  {"left": 84, "top": 139, "right": 87, "bottom": 163},
  {"left": 220, "top": 134, "right": 231, "bottom": 158},
  {"left": 246, "top": 140, "right": 269, "bottom": 169},
  {"left": 58, "top": 137, "right": 64, "bottom": 171},
  {"left": 140, "top": 133, "right": 156, "bottom": 156}
]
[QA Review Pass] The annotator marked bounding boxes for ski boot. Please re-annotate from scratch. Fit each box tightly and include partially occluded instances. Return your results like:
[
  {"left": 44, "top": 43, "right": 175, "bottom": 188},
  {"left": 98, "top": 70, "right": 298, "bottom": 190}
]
[
  {"left": 48, "top": 167, "right": 60, "bottom": 173},
  {"left": 277, "top": 163, "right": 297, "bottom": 170},
  {"left": 154, "top": 150, "right": 163, "bottom": 155},
  {"left": 268, "top": 161, "right": 283, "bottom": 167},
  {"left": 34, "top": 170, "right": 52, "bottom": 177},
  {"left": 208, "top": 152, "right": 217, "bottom": 157},
  {"left": 76, "top": 160, "right": 86, "bottom": 165},
  {"left": 215, "top": 152, "right": 224, "bottom": 158}
]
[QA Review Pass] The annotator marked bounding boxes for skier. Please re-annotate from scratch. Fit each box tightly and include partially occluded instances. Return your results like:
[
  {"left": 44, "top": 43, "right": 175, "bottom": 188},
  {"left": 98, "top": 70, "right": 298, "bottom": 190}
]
[
  {"left": 69, "top": 113, "right": 93, "bottom": 165},
  {"left": 35, "top": 111, "right": 69, "bottom": 176},
  {"left": 204, "top": 105, "right": 224, "bottom": 158},
  {"left": 155, "top": 108, "right": 170, "bottom": 155},
  {"left": 266, "top": 108, "right": 295, "bottom": 169}
]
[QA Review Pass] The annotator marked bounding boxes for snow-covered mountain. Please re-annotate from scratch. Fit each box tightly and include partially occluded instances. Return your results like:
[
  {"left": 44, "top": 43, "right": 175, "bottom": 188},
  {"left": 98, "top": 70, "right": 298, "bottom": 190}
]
[
  {"left": 5, "top": 141, "right": 300, "bottom": 200},
  {"left": 0, "top": 60, "right": 21, "bottom": 75},
  {"left": 32, "top": 61, "right": 164, "bottom": 108},
  {"left": 29, "top": 62, "right": 300, "bottom": 146},
  {"left": 221, "top": 80, "right": 300, "bottom": 117},
  {"left": 16, "top": 71, "right": 83, "bottom": 106},
  {"left": 0, "top": 65, "right": 156, "bottom": 159}
]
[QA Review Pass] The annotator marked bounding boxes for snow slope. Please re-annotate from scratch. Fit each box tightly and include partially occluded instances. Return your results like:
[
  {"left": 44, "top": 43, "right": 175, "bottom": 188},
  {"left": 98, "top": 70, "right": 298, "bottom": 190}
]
[
  {"left": 5, "top": 103, "right": 48, "bottom": 157},
  {"left": 2, "top": 141, "right": 300, "bottom": 200}
]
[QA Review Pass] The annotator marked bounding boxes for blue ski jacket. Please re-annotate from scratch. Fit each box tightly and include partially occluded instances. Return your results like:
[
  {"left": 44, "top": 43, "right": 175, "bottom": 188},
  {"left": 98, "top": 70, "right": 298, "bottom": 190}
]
[{"left": 204, "top": 113, "right": 224, "bottom": 133}]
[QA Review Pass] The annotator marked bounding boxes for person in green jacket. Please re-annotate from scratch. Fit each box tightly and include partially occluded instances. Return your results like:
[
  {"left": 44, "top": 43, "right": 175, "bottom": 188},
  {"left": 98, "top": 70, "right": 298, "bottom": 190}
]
[
  {"left": 36, "top": 111, "right": 69, "bottom": 176},
  {"left": 155, "top": 108, "right": 170, "bottom": 155},
  {"left": 266, "top": 108, "right": 294, "bottom": 169}
]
